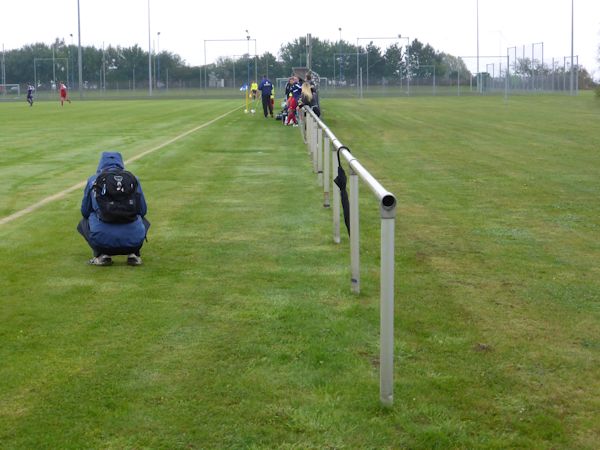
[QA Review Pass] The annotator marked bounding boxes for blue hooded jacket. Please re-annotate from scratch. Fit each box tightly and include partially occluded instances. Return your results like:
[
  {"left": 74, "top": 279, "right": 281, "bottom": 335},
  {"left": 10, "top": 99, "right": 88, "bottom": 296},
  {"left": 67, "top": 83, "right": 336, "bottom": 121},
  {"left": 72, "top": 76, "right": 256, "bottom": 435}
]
[
  {"left": 81, "top": 152, "right": 148, "bottom": 250},
  {"left": 258, "top": 77, "right": 273, "bottom": 97}
]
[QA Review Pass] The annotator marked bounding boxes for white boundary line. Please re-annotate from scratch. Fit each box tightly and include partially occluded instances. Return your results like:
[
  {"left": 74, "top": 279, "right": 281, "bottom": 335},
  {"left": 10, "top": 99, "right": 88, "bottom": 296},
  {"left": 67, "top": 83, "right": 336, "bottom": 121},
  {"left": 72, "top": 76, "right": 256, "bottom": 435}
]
[{"left": 0, "top": 106, "right": 241, "bottom": 226}]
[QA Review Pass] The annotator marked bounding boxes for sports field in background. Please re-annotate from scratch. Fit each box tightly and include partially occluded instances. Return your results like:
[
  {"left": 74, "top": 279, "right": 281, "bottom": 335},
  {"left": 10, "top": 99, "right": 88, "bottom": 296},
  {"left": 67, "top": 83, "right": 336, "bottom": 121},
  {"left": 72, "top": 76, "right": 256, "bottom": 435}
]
[{"left": 1, "top": 94, "right": 599, "bottom": 448}]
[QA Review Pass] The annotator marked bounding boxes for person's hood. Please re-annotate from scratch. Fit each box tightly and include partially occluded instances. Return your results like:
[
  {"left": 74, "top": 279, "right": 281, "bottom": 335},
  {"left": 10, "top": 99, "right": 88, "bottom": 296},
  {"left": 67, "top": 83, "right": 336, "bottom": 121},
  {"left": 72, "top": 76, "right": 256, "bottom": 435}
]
[{"left": 96, "top": 151, "right": 125, "bottom": 173}]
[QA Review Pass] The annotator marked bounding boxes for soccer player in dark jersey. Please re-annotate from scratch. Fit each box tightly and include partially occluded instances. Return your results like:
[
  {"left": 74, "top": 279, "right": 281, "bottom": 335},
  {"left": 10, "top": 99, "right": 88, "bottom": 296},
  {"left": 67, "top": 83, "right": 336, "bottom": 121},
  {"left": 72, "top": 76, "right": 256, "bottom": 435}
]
[{"left": 27, "top": 84, "right": 34, "bottom": 106}]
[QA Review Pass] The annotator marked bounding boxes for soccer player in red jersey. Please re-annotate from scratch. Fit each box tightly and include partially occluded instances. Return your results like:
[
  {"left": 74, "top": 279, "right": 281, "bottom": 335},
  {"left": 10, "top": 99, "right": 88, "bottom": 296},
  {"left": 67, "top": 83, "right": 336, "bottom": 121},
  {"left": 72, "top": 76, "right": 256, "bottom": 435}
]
[{"left": 59, "top": 81, "right": 71, "bottom": 106}]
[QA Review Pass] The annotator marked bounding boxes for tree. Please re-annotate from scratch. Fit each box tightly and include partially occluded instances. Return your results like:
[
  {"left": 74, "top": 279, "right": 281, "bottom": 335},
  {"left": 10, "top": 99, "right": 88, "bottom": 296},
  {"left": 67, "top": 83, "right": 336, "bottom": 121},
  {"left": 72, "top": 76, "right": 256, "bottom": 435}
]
[
  {"left": 279, "top": 37, "right": 309, "bottom": 73},
  {"left": 362, "top": 42, "right": 385, "bottom": 84},
  {"left": 577, "top": 66, "right": 596, "bottom": 89},
  {"left": 406, "top": 39, "right": 444, "bottom": 79},
  {"left": 119, "top": 45, "right": 145, "bottom": 88},
  {"left": 383, "top": 44, "right": 404, "bottom": 84},
  {"left": 439, "top": 53, "right": 471, "bottom": 84},
  {"left": 4, "top": 35, "right": 531, "bottom": 91},
  {"left": 515, "top": 58, "right": 533, "bottom": 77}
]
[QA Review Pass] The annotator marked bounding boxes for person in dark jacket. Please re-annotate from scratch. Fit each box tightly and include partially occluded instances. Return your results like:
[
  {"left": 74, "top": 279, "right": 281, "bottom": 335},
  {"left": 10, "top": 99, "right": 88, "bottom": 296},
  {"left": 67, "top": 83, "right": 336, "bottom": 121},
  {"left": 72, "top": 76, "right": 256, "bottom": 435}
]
[
  {"left": 284, "top": 76, "right": 294, "bottom": 99},
  {"left": 291, "top": 76, "right": 302, "bottom": 100},
  {"left": 258, "top": 75, "right": 274, "bottom": 118},
  {"left": 77, "top": 151, "right": 150, "bottom": 266}
]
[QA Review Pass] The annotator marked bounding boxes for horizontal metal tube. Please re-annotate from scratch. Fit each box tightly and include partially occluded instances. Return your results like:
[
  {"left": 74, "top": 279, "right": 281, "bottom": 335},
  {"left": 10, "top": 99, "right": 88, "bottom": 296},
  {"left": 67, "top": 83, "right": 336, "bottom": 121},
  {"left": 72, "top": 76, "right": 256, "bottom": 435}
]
[
  {"left": 302, "top": 106, "right": 397, "bottom": 217},
  {"left": 302, "top": 106, "right": 343, "bottom": 151},
  {"left": 301, "top": 104, "right": 396, "bottom": 408}
]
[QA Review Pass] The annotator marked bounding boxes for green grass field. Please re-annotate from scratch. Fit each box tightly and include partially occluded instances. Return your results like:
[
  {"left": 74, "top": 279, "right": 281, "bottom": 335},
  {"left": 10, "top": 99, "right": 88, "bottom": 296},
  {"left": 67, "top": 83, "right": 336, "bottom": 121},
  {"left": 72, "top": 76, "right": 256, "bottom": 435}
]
[{"left": 1, "top": 94, "right": 599, "bottom": 449}]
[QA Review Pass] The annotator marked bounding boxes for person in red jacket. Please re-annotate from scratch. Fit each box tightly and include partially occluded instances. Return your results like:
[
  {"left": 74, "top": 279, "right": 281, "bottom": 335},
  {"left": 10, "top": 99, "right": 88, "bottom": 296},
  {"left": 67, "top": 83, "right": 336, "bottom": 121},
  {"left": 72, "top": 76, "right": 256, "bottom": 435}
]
[
  {"left": 59, "top": 81, "right": 71, "bottom": 106},
  {"left": 285, "top": 93, "right": 298, "bottom": 126}
]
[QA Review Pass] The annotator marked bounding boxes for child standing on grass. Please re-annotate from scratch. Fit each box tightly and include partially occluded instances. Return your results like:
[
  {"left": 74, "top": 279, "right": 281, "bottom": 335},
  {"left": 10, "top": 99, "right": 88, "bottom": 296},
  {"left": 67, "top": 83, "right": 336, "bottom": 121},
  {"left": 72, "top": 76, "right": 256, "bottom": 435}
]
[{"left": 285, "top": 93, "right": 298, "bottom": 126}]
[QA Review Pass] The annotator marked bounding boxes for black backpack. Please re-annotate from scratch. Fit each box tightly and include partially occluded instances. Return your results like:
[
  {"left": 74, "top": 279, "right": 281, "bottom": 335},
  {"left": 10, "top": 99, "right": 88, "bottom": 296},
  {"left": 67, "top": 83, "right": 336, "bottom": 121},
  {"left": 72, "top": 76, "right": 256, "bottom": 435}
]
[{"left": 92, "top": 169, "right": 140, "bottom": 223}]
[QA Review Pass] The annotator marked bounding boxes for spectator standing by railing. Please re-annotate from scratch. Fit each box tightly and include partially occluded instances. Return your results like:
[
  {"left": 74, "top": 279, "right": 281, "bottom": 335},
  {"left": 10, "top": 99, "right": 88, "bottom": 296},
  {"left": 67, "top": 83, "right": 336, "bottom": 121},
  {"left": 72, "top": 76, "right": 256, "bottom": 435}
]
[
  {"left": 299, "top": 82, "right": 320, "bottom": 117},
  {"left": 258, "top": 75, "right": 274, "bottom": 118}
]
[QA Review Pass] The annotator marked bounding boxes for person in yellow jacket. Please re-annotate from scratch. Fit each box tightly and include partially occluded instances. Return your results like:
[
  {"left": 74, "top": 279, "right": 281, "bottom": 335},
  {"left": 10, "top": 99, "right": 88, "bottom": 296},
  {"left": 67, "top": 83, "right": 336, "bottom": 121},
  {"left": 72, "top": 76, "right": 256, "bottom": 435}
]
[
  {"left": 270, "top": 87, "right": 275, "bottom": 112},
  {"left": 250, "top": 81, "right": 258, "bottom": 100}
]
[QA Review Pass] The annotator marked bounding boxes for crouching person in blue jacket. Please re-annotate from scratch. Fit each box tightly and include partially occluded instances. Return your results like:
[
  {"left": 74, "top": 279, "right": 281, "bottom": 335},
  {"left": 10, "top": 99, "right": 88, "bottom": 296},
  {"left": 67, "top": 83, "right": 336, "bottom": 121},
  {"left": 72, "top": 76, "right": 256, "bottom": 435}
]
[{"left": 77, "top": 151, "right": 150, "bottom": 266}]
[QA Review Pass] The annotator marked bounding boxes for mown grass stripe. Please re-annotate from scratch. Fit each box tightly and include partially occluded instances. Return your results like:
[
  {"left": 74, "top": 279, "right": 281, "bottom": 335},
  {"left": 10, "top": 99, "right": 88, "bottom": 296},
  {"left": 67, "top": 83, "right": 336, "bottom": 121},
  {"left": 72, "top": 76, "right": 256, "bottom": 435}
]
[{"left": 0, "top": 105, "right": 242, "bottom": 226}]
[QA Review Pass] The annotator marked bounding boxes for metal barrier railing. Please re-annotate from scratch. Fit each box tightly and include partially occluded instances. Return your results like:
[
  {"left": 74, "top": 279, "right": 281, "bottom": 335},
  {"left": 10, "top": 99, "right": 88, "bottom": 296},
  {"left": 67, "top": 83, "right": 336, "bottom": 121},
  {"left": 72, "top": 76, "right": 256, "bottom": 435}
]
[{"left": 299, "top": 106, "right": 397, "bottom": 407}]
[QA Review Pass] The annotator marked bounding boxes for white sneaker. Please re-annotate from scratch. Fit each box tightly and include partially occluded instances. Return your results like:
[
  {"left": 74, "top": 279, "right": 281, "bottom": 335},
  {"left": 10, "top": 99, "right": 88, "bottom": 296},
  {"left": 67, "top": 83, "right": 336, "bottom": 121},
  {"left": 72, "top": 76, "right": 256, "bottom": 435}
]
[
  {"left": 127, "top": 254, "right": 143, "bottom": 266},
  {"left": 89, "top": 254, "right": 112, "bottom": 266}
]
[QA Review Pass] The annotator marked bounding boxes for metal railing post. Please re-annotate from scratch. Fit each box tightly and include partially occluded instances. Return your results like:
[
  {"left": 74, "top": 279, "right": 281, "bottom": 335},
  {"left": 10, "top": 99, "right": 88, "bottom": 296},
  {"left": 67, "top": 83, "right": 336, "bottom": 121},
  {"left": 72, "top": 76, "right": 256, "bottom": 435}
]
[
  {"left": 323, "top": 136, "right": 330, "bottom": 207},
  {"left": 300, "top": 105, "right": 397, "bottom": 406},
  {"left": 309, "top": 116, "right": 315, "bottom": 160},
  {"left": 317, "top": 128, "right": 323, "bottom": 186},
  {"left": 304, "top": 114, "right": 312, "bottom": 155},
  {"left": 312, "top": 119, "right": 318, "bottom": 174},
  {"left": 301, "top": 110, "right": 307, "bottom": 144},
  {"left": 380, "top": 202, "right": 396, "bottom": 407},
  {"left": 332, "top": 145, "right": 341, "bottom": 244},
  {"left": 350, "top": 168, "right": 360, "bottom": 293}
]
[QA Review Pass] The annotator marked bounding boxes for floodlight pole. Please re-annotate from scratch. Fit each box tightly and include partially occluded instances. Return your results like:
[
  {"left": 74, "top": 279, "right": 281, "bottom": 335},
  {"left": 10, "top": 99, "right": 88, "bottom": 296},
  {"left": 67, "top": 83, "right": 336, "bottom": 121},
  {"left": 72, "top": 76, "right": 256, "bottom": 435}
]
[
  {"left": 476, "top": 0, "right": 480, "bottom": 93},
  {"left": 246, "top": 30, "right": 250, "bottom": 89},
  {"left": 147, "top": 0, "right": 152, "bottom": 96},
  {"left": 52, "top": 44, "right": 56, "bottom": 84},
  {"left": 570, "top": 0, "right": 574, "bottom": 95},
  {"left": 306, "top": 33, "right": 312, "bottom": 71},
  {"left": 77, "top": 0, "right": 83, "bottom": 98},
  {"left": 1, "top": 44, "right": 5, "bottom": 98},
  {"left": 531, "top": 42, "right": 543, "bottom": 90},
  {"left": 69, "top": 33, "right": 73, "bottom": 89},
  {"left": 333, "top": 55, "right": 335, "bottom": 87},
  {"left": 157, "top": 31, "right": 161, "bottom": 89},
  {"left": 101, "top": 42, "right": 106, "bottom": 91},
  {"left": 399, "top": 35, "right": 410, "bottom": 95},
  {"left": 356, "top": 38, "right": 360, "bottom": 95},
  {"left": 338, "top": 27, "right": 342, "bottom": 84},
  {"left": 505, "top": 52, "right": 510, "bottom": 100}
]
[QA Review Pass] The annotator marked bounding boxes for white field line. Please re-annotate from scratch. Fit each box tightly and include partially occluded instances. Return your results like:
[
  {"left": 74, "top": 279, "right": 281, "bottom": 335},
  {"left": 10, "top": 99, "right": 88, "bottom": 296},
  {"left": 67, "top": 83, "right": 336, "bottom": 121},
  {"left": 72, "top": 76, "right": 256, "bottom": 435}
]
[{"left": 0, "top": 106, "right": 241, "bottom": 226}]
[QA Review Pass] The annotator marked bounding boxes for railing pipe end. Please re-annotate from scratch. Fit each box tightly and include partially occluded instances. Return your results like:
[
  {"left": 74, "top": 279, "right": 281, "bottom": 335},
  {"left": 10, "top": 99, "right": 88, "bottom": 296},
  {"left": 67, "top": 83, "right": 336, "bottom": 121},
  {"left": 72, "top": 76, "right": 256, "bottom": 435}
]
[{"left": 380, "top": 194, "right": 397, "bottom": 219}]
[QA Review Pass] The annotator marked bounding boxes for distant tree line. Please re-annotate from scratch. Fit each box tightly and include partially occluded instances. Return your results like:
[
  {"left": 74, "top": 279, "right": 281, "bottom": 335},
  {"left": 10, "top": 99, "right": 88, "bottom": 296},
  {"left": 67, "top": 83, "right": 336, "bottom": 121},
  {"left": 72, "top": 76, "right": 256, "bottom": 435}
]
[
  {"left": 1, "top": 36, "right": 595, "bottom": 90},
  {"left": 1, "top": 38, "right": 194, "bottom": 90},
  {"left": 511, "top": 57, "right": 596, "bottom": 90}
]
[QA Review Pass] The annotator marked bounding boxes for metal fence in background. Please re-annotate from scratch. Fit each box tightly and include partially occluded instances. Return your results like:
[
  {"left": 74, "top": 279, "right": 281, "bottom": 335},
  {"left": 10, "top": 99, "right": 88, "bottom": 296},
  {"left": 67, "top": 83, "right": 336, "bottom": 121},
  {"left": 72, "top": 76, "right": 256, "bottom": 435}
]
[{"left": 336, "top": 53, "right": 583, "bottom": 98}]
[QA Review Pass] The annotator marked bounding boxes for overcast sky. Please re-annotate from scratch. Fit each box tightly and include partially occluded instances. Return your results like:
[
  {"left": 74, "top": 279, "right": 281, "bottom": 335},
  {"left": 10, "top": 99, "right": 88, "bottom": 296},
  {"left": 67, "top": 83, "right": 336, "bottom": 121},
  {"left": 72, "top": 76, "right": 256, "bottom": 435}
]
[{"left": 2, "top": 0, "right": 599, "bottom": 79}]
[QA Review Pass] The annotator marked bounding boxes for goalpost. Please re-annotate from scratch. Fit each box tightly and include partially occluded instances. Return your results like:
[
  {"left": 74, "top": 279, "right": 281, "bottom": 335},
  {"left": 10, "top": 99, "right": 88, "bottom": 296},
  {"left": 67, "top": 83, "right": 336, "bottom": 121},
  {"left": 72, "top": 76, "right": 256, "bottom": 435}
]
[
  {"left": 33, "top": 57, "right": 69, "bottom": 93},
  {"left": 276, "top": 76, "right": 329, "bottom": 99},
  {"left": 276, "top": 78, "right": 288, "bottom": 98},
  {"left": 0, "top": 84, "right": 20, "bottom": 99}
]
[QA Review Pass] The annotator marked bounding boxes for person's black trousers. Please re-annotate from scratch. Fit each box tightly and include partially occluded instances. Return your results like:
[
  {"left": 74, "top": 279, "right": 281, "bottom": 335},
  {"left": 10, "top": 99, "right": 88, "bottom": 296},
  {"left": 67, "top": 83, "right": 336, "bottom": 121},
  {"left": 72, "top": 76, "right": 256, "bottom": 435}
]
[{"left": 262, "top": 94, "right": 273, "bottom": 117}]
